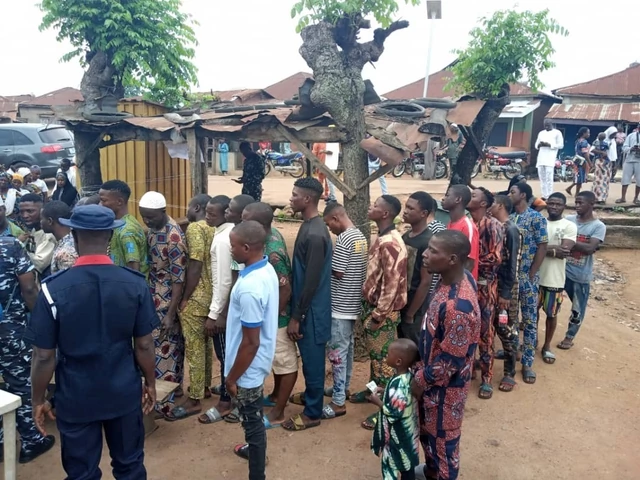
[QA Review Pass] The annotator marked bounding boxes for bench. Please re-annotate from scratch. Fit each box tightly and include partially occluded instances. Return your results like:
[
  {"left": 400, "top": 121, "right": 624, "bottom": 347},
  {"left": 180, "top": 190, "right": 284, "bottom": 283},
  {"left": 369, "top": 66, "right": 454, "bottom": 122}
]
[
  {"left": 0, "top": 390, "right": 21, "bottom": 480},
  {"left": 143, "top": 379, "right": 180, "bottom": 436}
]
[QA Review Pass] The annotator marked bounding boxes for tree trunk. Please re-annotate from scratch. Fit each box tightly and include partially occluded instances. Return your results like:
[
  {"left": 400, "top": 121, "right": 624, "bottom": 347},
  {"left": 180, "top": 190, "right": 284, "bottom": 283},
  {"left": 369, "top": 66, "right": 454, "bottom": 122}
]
[
  {"left": 451, "top": 85, "right": 511, "bottom": 186},
  {"left": 74, "top": 51, "right": 124, "bottom": 193}
]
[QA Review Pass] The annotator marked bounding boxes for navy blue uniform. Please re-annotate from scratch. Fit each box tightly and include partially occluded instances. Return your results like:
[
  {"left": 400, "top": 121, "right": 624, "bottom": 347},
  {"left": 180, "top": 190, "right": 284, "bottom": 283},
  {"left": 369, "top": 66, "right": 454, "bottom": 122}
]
[
  {"left": 26, "top": 255, "right": 158, "bottom": 479},
  {"left": 0, "top": 237, "right": 50, "bottom": 456}
]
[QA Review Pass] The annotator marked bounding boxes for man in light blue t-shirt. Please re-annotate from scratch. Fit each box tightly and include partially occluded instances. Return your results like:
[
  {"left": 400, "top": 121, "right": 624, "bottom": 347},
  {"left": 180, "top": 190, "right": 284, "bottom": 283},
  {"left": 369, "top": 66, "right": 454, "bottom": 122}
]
[
  {"left": 557, "top": 191, "right": 606, "bottom": 351},
  {"left": 224, "top": 221, "right": 279, "bottom": 480}
]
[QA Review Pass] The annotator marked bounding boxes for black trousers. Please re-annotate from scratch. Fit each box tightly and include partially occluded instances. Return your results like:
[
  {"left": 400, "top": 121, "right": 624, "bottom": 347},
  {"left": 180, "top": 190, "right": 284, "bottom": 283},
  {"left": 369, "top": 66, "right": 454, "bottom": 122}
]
[
  {"left": 57, "top": 408, "right": 146, "bottom": 480},
  {"left": 213, "top": 332, "right": 231, "bottom": 402}
]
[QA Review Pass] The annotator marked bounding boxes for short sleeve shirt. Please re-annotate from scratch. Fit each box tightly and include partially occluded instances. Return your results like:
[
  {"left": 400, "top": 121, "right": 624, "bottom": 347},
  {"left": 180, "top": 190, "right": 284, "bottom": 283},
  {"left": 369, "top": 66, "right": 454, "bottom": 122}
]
[
  {"left": 565, "top": 215, "right": 606, "bottom": 284},
  {"left": 51, "top": 232, "right": 79, "bottom": 274},
  {"left": 510, "top": 208, "right": 549, "bottom": 276},
  {"left": 224, "top": 257, "right": 279, "bottom": 388},
  {"left": 447, "top": 217, "right": 479, "bottom": 279},
  {"left": 331, "top": 227, "right": 368, "bottom": 319},
  {"left": 538, "top": 218, "right": 578, "bottom": 288},
  {"left": 0, "top": 237, "right": 34, "bottom": 334},
  {"left": 109, "top": 214, "right": 149, "bottom": 276}
]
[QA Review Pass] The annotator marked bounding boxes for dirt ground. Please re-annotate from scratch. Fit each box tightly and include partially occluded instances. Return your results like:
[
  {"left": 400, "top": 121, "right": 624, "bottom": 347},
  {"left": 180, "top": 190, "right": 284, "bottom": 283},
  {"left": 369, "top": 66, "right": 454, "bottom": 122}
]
[{"left": 16, "top": 175, "right": 640, "bottom": 480}]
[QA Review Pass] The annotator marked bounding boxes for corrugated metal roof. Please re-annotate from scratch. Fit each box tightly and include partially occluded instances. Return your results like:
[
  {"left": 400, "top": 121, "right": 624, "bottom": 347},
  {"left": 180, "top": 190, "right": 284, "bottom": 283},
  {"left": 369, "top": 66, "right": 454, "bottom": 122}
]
[
  {"left": 500, "top": 100, "right": 540, "bottom": 118},
  {"left": 554, "top": 64, "right": 640, "bottom": 97},
  {"left": 23, "top": 87, "right": 82, "bottom": 107},
  {"left": 264, "top": 72, "right": 313, "bottom": 100},
  {"left": 546, "top": 103, "right": 640, "bottom": 122}
]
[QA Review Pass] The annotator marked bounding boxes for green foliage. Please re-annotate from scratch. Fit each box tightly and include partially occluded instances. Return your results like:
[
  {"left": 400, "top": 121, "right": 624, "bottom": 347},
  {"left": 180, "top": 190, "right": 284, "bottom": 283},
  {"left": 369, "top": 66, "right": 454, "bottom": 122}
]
[
  {"left": 39, "top": 0, "right": 198, "bottom": 108},
  {"left": 291, "top": 0, "right": 421, "bottom": 32},
  {"left": 447, "top": 9, "right": 567, "bottom": 99}
]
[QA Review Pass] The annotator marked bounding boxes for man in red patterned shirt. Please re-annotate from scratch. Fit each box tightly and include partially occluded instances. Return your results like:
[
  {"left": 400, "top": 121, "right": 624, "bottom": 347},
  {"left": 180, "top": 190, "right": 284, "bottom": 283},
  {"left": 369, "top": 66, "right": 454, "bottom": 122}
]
[{"left": 412, "top": 230, "right": 480, "bottom": 480}]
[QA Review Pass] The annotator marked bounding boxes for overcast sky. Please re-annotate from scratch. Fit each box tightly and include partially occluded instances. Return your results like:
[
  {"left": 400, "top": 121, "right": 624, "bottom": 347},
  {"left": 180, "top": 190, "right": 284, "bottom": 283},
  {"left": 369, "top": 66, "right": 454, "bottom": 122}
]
[{"left": 2, "top": 0, "right": 638, "bottom": 98}]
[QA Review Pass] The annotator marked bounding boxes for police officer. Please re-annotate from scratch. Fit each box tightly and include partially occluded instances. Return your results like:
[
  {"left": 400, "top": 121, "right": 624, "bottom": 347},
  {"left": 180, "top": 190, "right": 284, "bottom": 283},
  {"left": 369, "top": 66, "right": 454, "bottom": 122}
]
[
  {"left": 27, "top": 205, "right": 158, "bottom": 479},
  {"left": 0, "top": 234, "right": 55, "bottom": 463}
]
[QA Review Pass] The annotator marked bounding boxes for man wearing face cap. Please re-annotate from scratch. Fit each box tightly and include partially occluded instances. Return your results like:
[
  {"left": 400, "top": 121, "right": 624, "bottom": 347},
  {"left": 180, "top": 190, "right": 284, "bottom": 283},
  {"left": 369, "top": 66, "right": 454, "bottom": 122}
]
[{"left": 27, "top": 205, "right": 158, "bottom": 479}]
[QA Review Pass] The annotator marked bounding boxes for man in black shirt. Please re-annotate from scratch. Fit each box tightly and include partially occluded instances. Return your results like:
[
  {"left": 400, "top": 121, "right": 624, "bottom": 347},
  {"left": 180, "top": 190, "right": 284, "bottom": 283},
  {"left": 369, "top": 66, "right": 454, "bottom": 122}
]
[
  {"left": 488, "top": 195, "right": 521, "bottom": 393},
  {"left": 400, "top": 191, "right": 445, "bottom": 346},
  {"left": 283, "top": 178, "right": 332, "bottom": 432},
  {"left": 234, "top": 142, "right": 265, "bottom": 201}
]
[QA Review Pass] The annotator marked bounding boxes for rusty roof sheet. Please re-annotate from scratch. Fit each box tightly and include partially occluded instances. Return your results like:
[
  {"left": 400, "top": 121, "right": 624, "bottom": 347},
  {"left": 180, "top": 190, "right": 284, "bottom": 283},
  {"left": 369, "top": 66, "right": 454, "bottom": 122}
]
[
  {"left": 211, "top": 89, "right": 276, "bottom": 104},
  {"left": 23, "top": 87, "right": 82, "bottom": 107},
  {"left": 264, "top": 72, "right": 313, "bottom": 100},
  {"left": 125, "top": 116, "right": 176, "bottom": 131},
  {"left": 546, "top": 103, "right": 640, "bottom": 123},
  {"left": 554, "top": 64, "right": 640, "bottom": 97}
]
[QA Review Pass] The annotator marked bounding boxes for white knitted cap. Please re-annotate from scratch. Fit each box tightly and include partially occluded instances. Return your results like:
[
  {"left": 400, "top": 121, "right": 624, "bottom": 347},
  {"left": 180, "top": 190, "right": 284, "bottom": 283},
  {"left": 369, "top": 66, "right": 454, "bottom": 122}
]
[{"left": 139, "top": 191, "right": 167, "bottom": 209}]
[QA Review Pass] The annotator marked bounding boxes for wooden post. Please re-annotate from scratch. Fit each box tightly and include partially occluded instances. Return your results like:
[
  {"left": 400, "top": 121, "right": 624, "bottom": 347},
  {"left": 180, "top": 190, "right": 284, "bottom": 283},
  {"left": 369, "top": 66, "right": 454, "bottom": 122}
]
[
  {"left": 357, "top": 163, "right": 394, "bottom": 189},
  {"left": 187, "top": 129, "right": 204, "bottom": 195},
  {"left": 275, "top": 125, "right": 356, "bottom": 199}
]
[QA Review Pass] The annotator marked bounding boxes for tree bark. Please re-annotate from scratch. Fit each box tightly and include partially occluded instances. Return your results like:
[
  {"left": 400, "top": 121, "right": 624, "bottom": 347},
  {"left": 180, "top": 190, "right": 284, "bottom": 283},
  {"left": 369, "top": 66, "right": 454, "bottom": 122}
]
[
  {"left": 74, "top": 131, "right": 103, "bottom": 195},
  {"left": 451, "top": 85, "right": 511, "bottom": 186}
]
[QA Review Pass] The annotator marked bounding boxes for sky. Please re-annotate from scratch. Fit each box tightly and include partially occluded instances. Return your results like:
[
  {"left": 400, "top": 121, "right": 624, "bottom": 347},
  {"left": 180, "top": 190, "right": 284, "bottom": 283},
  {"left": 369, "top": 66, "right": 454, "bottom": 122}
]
[{"left": 1, "top": 0, "right": 638, "bottom": 98}]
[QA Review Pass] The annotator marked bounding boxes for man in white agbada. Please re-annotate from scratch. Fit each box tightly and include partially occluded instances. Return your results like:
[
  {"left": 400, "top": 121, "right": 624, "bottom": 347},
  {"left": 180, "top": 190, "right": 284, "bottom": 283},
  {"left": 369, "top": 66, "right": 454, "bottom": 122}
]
[{"left": 535, "top": 119, "right": 564, "bottom": 200}]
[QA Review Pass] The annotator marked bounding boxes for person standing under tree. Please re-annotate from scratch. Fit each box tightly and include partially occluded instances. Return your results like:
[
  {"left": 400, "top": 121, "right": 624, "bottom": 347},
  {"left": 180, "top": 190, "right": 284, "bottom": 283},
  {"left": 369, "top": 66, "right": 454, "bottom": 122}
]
[
  {"left": 534, "top": 119, "right": 564, "bottom": 200},
  {"left": 357, "top": 195, "right": 408, "bottom": 431},
  {"left": 509, "top": 182, "right": 548, "bottom": 385},
  {"left": 412, "top": 230, "right": 480, "bottom": 480},
  {"left": 29, "top": 205, "right": 157, "bottom": 478},
  {"left": 138, "top": 191, "right": 188, "bottom": 416},
  {"left": 557, "top": 191, "right": 606, "bottom": 351},
  {"left": 283, "top": 178, "right": 332, "bottom": 432},
  {"left": 467, "top": 187, "right": 503, "bottom": 400},
  {"left": 537, "top": 193, "right": 577, "bottom": 365},
  {"left": 400, "top": 191, "right": 445, "bottom": 347},
  {"left": 321, "top": 202, "right": 368, "bottom": 419},
  {"left": 225, "top": 221, "right": 279, "bottom": 480}
]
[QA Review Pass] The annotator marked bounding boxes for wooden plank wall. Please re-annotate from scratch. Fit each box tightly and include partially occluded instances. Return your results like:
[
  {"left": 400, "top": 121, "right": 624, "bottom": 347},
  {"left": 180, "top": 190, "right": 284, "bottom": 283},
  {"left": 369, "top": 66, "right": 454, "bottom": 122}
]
[{"left": 99, "top": 100, "right": 192, "bottom": 223}]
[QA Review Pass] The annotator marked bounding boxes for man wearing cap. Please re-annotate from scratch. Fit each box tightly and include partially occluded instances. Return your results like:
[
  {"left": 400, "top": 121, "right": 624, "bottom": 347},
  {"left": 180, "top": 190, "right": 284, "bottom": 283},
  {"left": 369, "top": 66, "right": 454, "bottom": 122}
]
[
  {"left": 28, "top": 205, "right": 157, "bottom": 478},
  {"left": 139, "top": 191, "right": 188, "bottom": 416}
]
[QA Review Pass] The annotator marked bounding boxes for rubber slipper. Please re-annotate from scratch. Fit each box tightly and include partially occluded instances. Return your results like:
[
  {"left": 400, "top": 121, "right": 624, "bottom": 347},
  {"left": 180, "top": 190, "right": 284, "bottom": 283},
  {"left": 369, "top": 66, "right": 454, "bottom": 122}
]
[
  {"left": 198, "top": 406, "right": 225, "bottom": 425},
  {"left": 557, "top": 339, "right": 574, "bottom": 350},
  {"left": 522, "top": 368, "right": 537, "bottom": 385},
  {"left": 263, "top": 416, "right": 281, "bottom": 430},
  {"left": 498, "top": 376, "right": 516, "bottom": 392},
  {"left": 282, "top": 413, "right": 321, "bottom": 432},
  {"left": 542, "top": 349, "right": 556, "bottom": 364},
  {"left": 324, "top": 386, "right": 351, "bottom": 398},
  {"left": 348, "top": 390, "right": 369, "bottom": 404},
  {"left": 210, "top": 384, "right": 223, "bottom": 396},
  {"left": 164, "top": 405, "right": 201, "bottom": 422},
  {"left": 223, "top": 406, "right": 241, "bottom": 424},
  {"left": 614, "top": 198, "right": 626, "bottom": 204},
  {"left": 321, "top": 403, "right": 346, "bottom": 420},
  {"left": 263, "top": 395, "right": 276, "bottom": 407},
  {"left": 361, "top": 413, "right": 377, "bottom": 431},
  {"left": 478, "top": 383, "right": 493, "bottom": 400},
  {"left": 288, "top": 392, "right": 306, "bottom": 406},
  {"left": 233, "top": 444, "right": 270, "bottom": 465}
]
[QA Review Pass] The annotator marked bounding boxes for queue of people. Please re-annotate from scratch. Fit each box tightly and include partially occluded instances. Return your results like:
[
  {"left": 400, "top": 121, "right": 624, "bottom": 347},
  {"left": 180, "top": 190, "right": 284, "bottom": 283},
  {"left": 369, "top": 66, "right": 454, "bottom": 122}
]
[{"left": 0, "top": 170, "right": 607, "bottom": 480}]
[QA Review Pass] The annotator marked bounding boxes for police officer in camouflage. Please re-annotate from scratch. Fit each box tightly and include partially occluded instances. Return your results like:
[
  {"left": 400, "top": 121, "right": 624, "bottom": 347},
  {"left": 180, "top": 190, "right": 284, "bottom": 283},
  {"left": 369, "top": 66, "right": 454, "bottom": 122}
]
[{"left": 0, "top": 235, "right": 55, "bottom": 463}]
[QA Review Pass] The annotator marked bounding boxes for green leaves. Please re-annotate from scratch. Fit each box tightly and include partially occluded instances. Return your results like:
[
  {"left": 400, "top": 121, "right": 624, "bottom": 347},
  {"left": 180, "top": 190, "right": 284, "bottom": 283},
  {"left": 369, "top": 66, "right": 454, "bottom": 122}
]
[
  {"left": 290, "top": 0, "right": 421, "bottom": 31},
  {"left": 39, "top": 0, "right": 198, "bottom": 108},
  {"left": 447, "top": 9, "right": 568, "bottom": 99}
]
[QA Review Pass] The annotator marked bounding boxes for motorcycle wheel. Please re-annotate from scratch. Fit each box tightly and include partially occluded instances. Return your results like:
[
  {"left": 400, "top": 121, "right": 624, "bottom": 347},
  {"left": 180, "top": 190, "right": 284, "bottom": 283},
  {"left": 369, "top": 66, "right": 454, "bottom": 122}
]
[
  {"left": 392, "top": 163, "right": 406, "bottom": 177},
  {"left": 264, "top": 161, "right": 271, "bottom": 176},
  {"left": 288, "top": 159, "right": 305, "bottom": 178},
  {"left": 503, "top": 162, "right": 523, "bottom": 180},
  {"left": 435, "top": 159, "right": 448, "bottom": 179},
  {"left": 471, "top": 163, "right": 480, "bottom": 179}
]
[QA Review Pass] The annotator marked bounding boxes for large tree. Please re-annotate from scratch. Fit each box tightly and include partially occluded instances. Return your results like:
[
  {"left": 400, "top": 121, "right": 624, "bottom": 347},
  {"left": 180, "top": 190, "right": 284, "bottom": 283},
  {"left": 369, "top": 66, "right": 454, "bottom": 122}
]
[
  {"left": 446, "top": 9, "right": 567, "bottom": 185},
  {"left": 292, "top": 0, "right": 419, "bottom": 238},
  {"left": 40, "top": 0, "right": 198, "bottom": 192}
]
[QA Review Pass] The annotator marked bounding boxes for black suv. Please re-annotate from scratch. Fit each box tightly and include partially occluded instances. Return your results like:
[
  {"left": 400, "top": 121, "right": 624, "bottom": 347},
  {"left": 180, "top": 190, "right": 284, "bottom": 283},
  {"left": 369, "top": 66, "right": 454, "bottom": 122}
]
[{"left": 0, "top": 123, "right": 75, "bottom": 178}]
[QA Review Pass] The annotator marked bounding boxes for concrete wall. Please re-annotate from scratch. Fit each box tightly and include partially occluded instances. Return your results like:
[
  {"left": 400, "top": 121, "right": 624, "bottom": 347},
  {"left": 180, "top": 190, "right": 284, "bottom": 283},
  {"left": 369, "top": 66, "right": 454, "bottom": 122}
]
[{"left": 17, "top": 106, "right": 58, "bottom": 124}]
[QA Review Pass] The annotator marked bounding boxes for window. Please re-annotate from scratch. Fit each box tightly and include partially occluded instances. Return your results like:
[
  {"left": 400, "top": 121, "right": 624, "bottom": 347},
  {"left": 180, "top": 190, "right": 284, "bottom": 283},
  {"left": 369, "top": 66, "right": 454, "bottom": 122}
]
[
  {"left": 38, "top": 127, "right": 72, "bottom": 143},
  {"left": 0, "top": 130, "right": 14, "bottom": 147},
  {"left": 12, "top": 130, "right": 34, "bottom": 146}
]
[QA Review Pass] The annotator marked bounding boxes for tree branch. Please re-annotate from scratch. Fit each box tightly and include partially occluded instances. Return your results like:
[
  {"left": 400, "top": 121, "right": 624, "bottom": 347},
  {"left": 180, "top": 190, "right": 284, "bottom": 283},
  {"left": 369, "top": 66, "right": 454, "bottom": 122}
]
[{"left": 350, "top": 20, "right": 410, "bottom": 69}]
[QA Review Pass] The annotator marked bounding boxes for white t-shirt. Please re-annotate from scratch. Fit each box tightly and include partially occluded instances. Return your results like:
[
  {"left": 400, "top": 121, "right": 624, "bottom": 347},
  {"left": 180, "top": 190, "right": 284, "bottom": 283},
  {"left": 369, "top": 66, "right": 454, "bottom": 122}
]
[
  {"left": 31, "top": 179, "right": 48, "bottom": 194},
  {"left": 535, "top": 129, "right": 564, "bottom": 167},
  {"left": 538, "top": 217, "right": 578, "bottom": 288}
]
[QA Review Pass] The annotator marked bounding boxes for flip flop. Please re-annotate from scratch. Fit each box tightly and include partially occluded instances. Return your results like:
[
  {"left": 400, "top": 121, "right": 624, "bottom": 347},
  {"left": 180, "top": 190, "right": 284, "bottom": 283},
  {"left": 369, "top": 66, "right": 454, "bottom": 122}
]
[
  {"left": 348, "top": 390, "right": 369, "bottom": 404},
  {"left": 498, "top": 376, "right": 516, "bottom": 392},
  {"left": 361, "top": 413, "right": 378, "bottom": 431},
  {"left": 282, "top": 413, "right": 321, "bottom": 432},
  {"left": 198, "top": 406, "right": 225, "bottom": 425},
  {"left": 288, "top": 392, "right": 306, "bottom": 406},
  {"left": 542, "top": 349, "right": 556, "bottom": 364},
  {"left": 321, "top": 404, "right": 346, "bottom": 420},
  {"left": 478, "top": 383, "right": 493, "bottom": 400},
  {"left": 522, "top": 368, "right": 537, "bottom": 385},
  {"left": 164, "top": 405, "right": 201, "bottom": 422},
  {"left": 263, "top": 416, "right": 281, "bottom": 430},
  {"left": 223, "top": 406, "right": 241, "bottom": 424},
  {"left": 324, "top": 386, "right": 351, "bottom": 398},
  {"left": 263, "top": 395, "right": 277, "bottom": 408},
  {"left": 557, "top": 339, "right": 574, "bottom": 350}
]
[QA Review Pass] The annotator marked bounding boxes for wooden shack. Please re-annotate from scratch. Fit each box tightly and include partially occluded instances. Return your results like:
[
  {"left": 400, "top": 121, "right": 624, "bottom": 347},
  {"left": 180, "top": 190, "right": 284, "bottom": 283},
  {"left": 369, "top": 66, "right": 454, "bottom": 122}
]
[{"left": 100, "top": 98, "right": 192, "bottom": 222}]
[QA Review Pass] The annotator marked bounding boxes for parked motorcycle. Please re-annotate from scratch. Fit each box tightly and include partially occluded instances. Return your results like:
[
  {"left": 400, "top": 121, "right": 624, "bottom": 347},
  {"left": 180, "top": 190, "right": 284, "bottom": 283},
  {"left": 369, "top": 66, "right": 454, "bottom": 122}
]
[
  {"left": 261, "top": 150, "right": 305, "bottom": 178},
  {"left": 554, "top": 156, "right": 574, "bottom": 182},
  {"left": 471, "top": 146, "right": 526, "bottom": 180},
  {"left": 392, "top": 151, "right": 448, "bottom": 179}
]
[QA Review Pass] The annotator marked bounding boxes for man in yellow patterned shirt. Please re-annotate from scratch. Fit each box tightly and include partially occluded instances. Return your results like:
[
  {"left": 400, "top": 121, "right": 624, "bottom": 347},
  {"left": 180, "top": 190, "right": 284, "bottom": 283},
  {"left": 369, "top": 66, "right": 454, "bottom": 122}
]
[{"left": 166, "top": 194, "right": 216, "bottom": 421}]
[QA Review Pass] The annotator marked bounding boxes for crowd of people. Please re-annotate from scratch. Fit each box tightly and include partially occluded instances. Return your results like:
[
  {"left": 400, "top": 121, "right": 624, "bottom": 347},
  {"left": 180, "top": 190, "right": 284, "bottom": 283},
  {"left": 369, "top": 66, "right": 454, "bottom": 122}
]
[{"left": 0, "top": 165, "right": 608, "bottom": 479}]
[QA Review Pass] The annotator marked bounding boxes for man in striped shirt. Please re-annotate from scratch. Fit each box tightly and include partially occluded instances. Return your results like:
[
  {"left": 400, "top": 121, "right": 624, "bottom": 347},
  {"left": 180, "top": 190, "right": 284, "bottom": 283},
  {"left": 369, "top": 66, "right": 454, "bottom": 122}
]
[
  {"left": 442, "top": 185, "right": 479, "bottom": 280},
  {"left": 400, "top": 191, "right": 445, "bottom": 347},
  {"left": 322, "top": 203, "right": 368, "bottom": 418}
]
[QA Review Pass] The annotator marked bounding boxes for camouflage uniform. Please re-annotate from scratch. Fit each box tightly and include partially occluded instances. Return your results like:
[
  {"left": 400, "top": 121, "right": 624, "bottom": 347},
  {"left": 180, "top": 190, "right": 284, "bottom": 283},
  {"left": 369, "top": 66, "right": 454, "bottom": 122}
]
[{"left": 0, "top": 237, "right": 48, "bottom": 454}]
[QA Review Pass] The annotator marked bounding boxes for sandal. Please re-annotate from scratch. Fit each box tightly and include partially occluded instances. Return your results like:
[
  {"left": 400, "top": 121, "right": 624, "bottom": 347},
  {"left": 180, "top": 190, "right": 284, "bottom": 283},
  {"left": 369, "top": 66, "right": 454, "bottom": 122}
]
[
  {"left": 210, "top": 384, "right": 223, "bottom": 396},
  {"left": 557, "top": 338, "right": 574, "bottom": 350},
  {"left": 478, "top": 383, "right": 493, "bottom": 400},
  {"left": 321, "top": 404, "right": 346, "bottom": 420},
  {"left": 542, "top": 349, "right": 556, "bottom": 364},
  {"left": 522, "top": 368, "right": 537, "bottom": 385},
  {"left": 233, "top": 444, "right": 270, "bottom": 465},
  {"left": 198, "top": 407, "right": 225, "bottom": 425},
  {"left": 164, "top": 405, "right": 201, "bottom": 422},
  {"left": 498, "top": 376, "right": 516, "bottom": 392},
  {"left": 361, "top": 413, "right": 378, "bottom": 431},
  {"left": 282, "top": 413, "right": 321, "bottom": 432},
  {"left": 324, "top": 386, "right": 351, "bottom": 398},
  {"left": 263, "top": 416, "right": 281, "bottom": 430},
  {"left": 348, "top": 390, "right": 370, "bottom": 404},
  {"left": 262, "top": 395, "right": 277, "bottom": 408},
  {"left": 288, "top": 392, "right": 306, "bottom": 406},
  {"left": 223, "top": 406, "right": 241, "bottom": 424},
  {"left": 614, "top": 198, "right": 626, "bottom": 204}
]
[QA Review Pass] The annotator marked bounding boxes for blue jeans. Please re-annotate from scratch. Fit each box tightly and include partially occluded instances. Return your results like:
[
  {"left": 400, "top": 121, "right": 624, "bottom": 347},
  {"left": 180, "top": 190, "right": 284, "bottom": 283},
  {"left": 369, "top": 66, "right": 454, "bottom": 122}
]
[
  {"left": 327, "top": 180, "right": 337, "bottom": 202},
  {"left": 564, "top": 278, "right": 591, "bottom": 340},
  {"left": 326, "top": 318, "right": 354, "bottom": 407},
  {"left": 369, "top": 167, "right": 389, "bottom": 195}
]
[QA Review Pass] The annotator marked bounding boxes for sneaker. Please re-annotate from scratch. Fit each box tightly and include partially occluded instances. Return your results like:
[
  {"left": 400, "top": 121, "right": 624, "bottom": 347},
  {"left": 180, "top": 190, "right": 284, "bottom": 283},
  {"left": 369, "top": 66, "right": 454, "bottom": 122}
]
[{"left": 19, "top": 435, "right": 56, "bottom": 464}]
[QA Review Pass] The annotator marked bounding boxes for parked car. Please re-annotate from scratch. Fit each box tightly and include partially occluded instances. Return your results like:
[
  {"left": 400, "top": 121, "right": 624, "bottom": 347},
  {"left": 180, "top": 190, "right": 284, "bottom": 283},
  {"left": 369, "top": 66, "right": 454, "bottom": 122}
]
[{"left": 0, "top": 123, "right": 75, "bottom": 178}]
